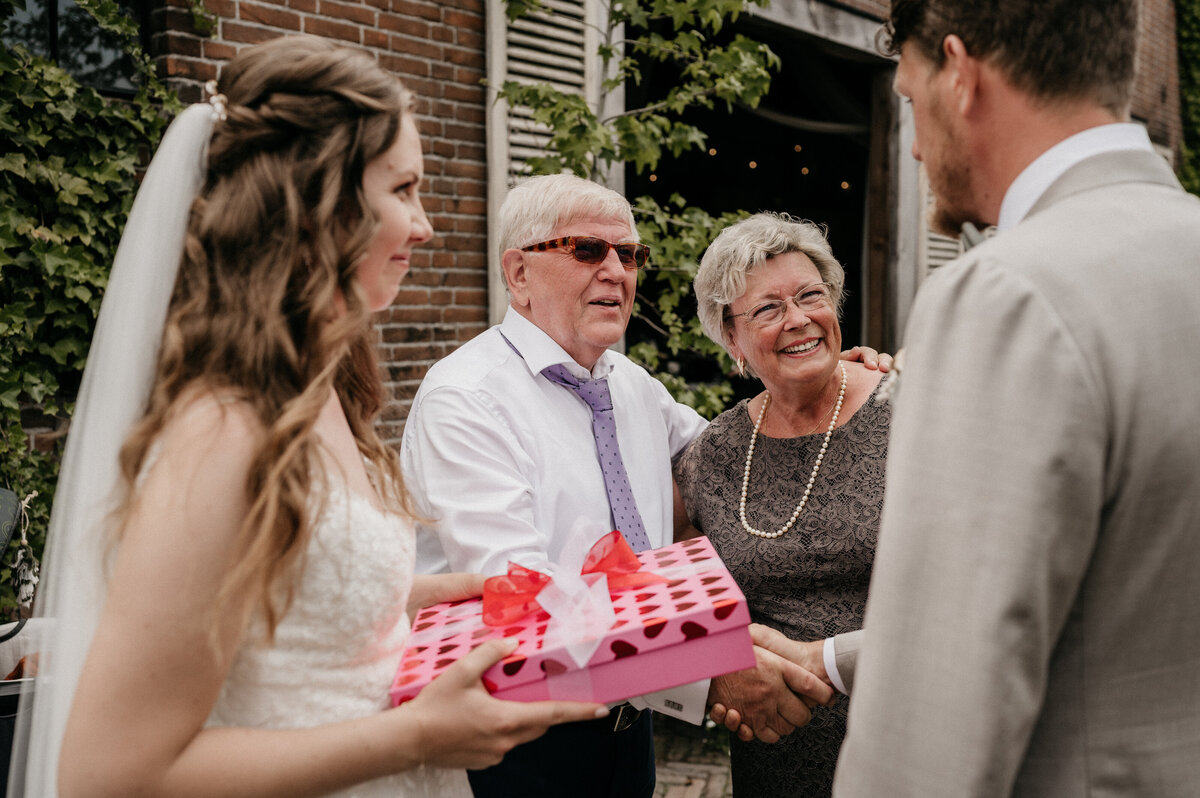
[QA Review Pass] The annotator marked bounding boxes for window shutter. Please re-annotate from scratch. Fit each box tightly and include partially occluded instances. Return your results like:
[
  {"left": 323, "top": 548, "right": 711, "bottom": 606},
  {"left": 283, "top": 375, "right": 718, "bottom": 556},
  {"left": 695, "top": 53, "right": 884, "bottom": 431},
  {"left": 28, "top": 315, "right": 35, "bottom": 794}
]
[
  {"left": 486, "top": 0, "right": 597, "bottom": 322},
  {"left": 489, "top": 0, "right": 591, "bottom": 186},
  {"left": 917, "top": 166, "right": 963, "bottom": 275}
]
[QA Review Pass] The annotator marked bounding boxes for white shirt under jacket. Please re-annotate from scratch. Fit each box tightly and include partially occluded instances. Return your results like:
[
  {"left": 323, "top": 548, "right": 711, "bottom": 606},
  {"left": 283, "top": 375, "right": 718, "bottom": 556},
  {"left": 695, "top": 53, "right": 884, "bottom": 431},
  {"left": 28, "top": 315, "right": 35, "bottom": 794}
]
[{"left": 403, "top": 307, "right": 708, "bottom": 578}]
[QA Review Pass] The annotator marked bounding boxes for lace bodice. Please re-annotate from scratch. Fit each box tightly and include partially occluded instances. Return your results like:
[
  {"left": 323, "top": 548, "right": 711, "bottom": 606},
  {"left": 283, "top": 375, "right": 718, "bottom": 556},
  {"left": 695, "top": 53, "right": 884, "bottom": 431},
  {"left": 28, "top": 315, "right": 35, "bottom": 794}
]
[{"left": 207, "top": 485, "right": 471, "bottom": 797}]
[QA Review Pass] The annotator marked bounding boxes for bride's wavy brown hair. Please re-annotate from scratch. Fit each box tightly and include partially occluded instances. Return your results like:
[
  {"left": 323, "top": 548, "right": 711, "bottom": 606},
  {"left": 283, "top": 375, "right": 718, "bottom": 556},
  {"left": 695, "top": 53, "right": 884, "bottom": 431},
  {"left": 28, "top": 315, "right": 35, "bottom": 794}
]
[{"left": 115, "top": 35, "right": 417, "bottom": 641}]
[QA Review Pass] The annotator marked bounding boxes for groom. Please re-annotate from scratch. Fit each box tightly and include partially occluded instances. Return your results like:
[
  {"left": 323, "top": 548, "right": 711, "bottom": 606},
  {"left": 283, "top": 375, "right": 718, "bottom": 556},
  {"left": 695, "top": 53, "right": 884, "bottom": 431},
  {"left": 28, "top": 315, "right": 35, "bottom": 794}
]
[{"left": 833, "top": 1, "right": 1200, "bottom": 796}]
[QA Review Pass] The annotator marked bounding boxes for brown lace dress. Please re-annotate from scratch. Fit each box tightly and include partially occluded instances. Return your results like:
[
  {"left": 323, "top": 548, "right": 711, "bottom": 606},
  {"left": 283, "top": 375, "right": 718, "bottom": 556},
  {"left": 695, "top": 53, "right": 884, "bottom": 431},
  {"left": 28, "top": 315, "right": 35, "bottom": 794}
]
[{"left": 674, "top": 386, "right": 891, "bottom": 798}]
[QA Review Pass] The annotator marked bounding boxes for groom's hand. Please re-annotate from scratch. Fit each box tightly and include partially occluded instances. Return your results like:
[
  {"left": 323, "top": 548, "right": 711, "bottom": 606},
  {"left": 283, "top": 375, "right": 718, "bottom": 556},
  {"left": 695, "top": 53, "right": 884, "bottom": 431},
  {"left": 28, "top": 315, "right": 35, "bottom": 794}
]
[
  {"left": 706, "top": 644, "right": 833, "bottom": 744},
  {"left": 748, "top": 623, "right": 831, "bottom": 685},
  {"left": 710, "top": 626, "right": 836, "bottom": 742}
]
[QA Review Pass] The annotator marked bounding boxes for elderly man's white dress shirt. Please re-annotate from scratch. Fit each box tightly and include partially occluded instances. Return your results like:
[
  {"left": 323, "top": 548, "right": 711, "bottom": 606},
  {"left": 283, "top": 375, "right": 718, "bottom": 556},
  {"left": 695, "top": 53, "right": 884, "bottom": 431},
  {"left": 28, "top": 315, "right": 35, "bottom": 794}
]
[
  {"left": 402, "top": 308, "right": 712, "bottom": 721},
  {"left": 403, "top": 307, "right": 707, "bottom": 578}
]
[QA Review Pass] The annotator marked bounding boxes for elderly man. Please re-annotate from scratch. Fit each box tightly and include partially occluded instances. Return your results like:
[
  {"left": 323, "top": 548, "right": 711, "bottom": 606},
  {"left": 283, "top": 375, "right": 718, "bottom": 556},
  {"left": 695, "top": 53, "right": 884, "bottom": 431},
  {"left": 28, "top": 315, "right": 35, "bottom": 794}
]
[
  {"left": 832, "top": 2, "right": 1200, "bottom": 796},
  {"left": 402, "top": 174, "right": 855, "bottom": 797}
]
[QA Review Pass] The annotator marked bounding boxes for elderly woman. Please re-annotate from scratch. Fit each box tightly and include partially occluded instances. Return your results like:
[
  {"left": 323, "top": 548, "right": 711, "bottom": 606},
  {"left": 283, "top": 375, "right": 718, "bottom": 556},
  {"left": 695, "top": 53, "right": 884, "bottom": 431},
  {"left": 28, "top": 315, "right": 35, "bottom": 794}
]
[{"left": 674, "top": 212, "right": 890, "bottom": 797}]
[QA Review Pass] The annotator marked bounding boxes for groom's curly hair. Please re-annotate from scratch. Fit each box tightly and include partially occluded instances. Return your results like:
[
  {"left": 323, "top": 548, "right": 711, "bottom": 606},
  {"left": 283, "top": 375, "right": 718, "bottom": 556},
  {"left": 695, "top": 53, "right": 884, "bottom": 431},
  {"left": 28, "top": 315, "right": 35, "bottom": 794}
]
[{"left": 117, "top": 34, "right": 417, "bottom": 642}]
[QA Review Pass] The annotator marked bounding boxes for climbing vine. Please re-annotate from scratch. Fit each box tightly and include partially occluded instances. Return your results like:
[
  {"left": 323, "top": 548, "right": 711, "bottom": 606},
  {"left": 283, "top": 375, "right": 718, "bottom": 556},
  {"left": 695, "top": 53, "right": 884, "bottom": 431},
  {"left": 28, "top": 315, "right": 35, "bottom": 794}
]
[
  {"left": 1178, "top": 0, "right": 1200, "bottom": 194},
  {"left": 0, "top": 0, "right": 178, "bottom": 617}
]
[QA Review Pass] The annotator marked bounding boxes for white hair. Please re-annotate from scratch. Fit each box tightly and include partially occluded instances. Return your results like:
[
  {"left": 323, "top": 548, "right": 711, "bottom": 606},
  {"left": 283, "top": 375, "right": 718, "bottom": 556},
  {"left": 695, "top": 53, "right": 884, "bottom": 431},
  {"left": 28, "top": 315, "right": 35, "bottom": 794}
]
[
  {"left": 694, "top": 212, "right": 846, "bottom": 355},
  {"left": 496, "top": 174, "right": 638, "bottom": 287}
]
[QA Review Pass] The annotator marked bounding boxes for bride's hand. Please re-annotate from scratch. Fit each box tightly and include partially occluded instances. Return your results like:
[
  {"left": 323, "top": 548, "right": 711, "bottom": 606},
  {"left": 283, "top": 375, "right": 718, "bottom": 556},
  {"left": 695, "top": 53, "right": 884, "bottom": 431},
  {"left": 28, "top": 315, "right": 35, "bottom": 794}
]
[
  {"left": 400, "top": 638, "right": 608, "bottom": 770},
  {"left": 407, "top": 572, "right": 486, "bottom": 617}
]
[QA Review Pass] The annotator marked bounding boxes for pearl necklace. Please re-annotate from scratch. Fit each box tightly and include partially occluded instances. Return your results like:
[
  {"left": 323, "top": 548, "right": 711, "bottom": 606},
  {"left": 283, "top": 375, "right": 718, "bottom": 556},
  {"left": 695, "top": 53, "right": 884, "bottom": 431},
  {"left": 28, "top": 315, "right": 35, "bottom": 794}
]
[{"left": 739, "top": 362, "right": 847, "bottom": 540}]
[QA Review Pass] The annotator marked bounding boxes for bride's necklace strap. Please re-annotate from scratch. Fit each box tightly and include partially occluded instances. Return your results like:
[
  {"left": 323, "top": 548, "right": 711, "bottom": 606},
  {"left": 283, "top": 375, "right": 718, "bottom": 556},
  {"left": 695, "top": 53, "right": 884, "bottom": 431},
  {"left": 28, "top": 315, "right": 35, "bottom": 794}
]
[{"left": 739, "top": 362, "right": 847, "bottom": 540}]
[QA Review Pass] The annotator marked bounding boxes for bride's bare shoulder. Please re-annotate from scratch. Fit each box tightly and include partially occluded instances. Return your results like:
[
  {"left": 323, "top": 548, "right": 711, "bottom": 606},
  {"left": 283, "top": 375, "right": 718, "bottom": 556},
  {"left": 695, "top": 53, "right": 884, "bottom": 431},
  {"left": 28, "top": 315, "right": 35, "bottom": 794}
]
[
  {"left": 127, "top": 388, "right": 265, "bottom": 546},
  {"left": 156, "top": 387, "right": 264, "bottom": 466}
]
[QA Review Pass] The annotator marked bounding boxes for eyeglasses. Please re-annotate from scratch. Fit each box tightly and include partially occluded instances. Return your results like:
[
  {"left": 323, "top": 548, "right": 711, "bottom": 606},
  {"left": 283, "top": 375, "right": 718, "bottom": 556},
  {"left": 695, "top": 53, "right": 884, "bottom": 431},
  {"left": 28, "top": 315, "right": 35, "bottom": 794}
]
[
  {"left": 521, "top": 236, "right": 650, "bottom": 270},
  {"left": 727, "top": 282, "right": 834, "bottom": 328}
]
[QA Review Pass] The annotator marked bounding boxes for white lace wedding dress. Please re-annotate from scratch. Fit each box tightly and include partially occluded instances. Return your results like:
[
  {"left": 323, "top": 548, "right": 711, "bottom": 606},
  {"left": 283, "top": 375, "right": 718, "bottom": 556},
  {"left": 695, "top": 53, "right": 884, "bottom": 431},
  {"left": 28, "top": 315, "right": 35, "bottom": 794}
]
[{"left": 206, "top": 483, "right": 472, "bottom": 797}]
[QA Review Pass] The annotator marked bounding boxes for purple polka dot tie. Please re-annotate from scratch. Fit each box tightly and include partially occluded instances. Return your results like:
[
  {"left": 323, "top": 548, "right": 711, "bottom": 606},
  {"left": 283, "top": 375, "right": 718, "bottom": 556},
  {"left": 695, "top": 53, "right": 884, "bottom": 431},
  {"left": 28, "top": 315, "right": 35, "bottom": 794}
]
[{"left": 542, "top": 364, "right": 651, "bottom": 552}]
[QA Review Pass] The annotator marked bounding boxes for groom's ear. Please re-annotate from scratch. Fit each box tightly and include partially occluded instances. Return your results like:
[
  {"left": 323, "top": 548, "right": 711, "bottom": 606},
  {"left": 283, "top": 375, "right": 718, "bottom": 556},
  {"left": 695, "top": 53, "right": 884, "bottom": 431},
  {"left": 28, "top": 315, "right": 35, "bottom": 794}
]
[{"left": 941, "top": 34, "right": 981, "bottom": 117}]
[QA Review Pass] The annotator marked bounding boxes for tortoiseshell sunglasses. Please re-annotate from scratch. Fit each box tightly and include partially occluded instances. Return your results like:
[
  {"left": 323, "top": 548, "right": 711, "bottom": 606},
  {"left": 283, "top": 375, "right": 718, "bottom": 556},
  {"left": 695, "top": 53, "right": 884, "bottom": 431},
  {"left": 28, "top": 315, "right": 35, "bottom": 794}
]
[{"left": 521, "top": 236, "right": 650, "bottom": 270}]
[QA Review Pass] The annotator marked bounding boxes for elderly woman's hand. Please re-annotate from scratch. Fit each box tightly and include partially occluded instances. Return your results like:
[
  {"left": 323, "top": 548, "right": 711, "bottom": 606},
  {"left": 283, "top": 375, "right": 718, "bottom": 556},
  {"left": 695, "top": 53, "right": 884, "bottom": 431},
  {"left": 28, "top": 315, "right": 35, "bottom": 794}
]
[
  {"left": 706, "top": 635, "right": 835, "bottom": 744},
  {"left": 840, "top": 346, "right": 894, "bottom": 372}
]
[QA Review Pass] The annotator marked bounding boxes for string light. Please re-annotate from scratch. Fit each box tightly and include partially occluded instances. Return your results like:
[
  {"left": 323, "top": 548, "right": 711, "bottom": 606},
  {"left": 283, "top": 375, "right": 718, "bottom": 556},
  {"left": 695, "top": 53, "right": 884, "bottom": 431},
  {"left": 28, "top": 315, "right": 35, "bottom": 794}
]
[
  {"left": 801, "top": 167, "right": 810, "bottom": 175},
  {"left": 649, "top": 174, "right": 658, "bottom": 182},
  {"left": 793, "top": 144, "right": 802, "bottom": 152},
  {"left": 708, "top": 148, "right": 718, "bottom": 156},
  {"left": 840, "top": 181, "right": 850, "bottom": 189},
  {"left": 749, "top": 161, "right": 757, "bottom": 169}
]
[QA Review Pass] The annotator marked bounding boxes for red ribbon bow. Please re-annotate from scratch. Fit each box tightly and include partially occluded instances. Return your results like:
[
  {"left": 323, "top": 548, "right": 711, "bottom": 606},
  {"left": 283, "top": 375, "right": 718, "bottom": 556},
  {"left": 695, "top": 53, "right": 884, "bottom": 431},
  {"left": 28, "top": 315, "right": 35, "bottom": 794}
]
[{"left": 481, "top": 530, "right": 667, "bottom": 627}]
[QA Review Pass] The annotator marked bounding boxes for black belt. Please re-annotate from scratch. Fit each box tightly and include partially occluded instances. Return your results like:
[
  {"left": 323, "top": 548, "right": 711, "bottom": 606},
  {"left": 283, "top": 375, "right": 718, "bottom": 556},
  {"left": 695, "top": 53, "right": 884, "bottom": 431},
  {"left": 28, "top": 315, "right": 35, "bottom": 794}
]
[
  {"left": 606, "top": 702, "right": 643, "bottom": 732},
  {"left": 574, "top": 701, "right": 644, "bottom": 732}
]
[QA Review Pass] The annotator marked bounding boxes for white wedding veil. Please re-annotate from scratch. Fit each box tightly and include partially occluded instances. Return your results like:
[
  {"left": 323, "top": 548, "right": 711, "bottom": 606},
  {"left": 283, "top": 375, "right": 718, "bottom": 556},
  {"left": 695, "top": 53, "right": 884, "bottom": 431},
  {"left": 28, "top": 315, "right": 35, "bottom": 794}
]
[{"left": 7, "top": 103, "right": 215, "bottom": 797}]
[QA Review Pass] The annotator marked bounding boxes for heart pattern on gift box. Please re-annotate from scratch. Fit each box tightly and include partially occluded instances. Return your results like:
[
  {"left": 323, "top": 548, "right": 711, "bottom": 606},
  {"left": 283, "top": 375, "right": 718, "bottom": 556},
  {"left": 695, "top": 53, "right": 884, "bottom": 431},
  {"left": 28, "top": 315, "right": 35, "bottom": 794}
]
[{"left": 390, "top": 536, "right": 749, "bottom": 706}]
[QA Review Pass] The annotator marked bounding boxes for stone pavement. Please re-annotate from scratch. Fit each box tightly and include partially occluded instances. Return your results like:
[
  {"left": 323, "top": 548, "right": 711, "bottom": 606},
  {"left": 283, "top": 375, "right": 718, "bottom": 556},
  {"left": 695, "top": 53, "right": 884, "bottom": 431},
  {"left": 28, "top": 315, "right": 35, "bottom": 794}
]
[{"left": 653, "top": 715, "right": 733, "bottom": 798}]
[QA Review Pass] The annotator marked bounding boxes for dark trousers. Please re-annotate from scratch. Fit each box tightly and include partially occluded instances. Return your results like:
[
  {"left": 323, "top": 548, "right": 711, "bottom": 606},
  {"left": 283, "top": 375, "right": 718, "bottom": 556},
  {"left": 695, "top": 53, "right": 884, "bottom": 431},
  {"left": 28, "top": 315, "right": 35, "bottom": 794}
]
[{"left": 467, "top": 710, "right": 655, "bottom": 798}]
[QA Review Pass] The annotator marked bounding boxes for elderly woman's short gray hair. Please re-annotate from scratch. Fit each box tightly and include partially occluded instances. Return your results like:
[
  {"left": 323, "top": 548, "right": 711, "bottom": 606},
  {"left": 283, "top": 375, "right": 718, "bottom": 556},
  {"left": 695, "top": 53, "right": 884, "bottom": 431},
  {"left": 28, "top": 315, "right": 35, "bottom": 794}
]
[
  {"left": 694, "top": 212, "right": 846, "bottom": 353},
  {"left": 496, "top": 174, "right": 639, "bottom": 273}
]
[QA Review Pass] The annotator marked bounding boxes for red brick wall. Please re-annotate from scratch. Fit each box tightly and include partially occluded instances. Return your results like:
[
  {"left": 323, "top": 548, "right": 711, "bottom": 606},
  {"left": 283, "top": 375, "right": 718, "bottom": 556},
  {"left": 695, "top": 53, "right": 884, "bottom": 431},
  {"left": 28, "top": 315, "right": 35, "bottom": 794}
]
[
  {"left": 152, "top": 0, "right": 490, "bottom": 445},
  {"left": 1135, "top": 0, "right": 1183, "bottom": 160}
]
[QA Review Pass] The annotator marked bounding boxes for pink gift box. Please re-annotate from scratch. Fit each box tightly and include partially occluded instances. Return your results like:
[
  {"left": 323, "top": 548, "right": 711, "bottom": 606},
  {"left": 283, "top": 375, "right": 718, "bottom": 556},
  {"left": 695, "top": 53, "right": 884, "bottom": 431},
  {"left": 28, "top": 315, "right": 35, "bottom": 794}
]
[{"left": 390, "top": 536, "right": 754, "bottom": 706}]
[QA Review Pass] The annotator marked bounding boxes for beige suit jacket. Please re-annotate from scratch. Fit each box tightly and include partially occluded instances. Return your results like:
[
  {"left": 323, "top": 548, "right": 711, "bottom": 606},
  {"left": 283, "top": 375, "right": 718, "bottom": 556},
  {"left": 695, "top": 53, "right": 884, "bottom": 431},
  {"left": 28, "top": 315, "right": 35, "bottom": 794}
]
[{"left": 833, "top": 149, "right": 1200, "bottom": 797}]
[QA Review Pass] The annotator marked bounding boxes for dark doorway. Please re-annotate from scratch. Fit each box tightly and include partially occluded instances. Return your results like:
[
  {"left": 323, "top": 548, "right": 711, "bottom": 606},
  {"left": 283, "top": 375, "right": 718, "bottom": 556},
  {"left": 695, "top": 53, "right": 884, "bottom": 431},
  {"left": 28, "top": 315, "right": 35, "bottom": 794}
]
[{"left": 626, "top": 19, "right": 886, "bottom": 403}]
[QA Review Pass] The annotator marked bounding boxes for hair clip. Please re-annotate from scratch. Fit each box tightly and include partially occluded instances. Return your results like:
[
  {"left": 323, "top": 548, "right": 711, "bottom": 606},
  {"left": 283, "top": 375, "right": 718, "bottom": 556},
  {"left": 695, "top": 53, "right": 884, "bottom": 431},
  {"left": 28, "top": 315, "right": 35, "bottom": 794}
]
[{"left": 205, "top": 79, "right": 228, "bottom": 122}]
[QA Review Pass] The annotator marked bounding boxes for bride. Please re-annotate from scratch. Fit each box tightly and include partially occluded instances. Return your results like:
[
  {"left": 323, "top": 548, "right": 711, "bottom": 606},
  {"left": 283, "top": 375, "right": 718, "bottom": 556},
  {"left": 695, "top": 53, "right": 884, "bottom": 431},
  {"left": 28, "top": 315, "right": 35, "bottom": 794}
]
[{"left": 10, "top": 34, "right": 605, "bottom": 798}]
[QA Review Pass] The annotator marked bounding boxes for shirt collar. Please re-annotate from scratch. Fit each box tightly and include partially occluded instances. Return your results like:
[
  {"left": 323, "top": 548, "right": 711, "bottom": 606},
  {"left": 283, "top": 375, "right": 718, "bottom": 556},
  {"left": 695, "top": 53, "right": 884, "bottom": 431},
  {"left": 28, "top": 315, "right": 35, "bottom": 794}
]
[
  {"left": 500, "top": 307, "right": 617, "bottom": 381},
  {"left": 997, "top": 123, "right": 1154, "bottom": 231}
]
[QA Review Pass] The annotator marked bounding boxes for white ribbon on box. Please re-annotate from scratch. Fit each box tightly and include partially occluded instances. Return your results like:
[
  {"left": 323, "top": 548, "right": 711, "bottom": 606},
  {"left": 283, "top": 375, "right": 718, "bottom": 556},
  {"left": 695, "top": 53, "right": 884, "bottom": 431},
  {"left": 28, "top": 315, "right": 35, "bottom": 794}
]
[{"left": 529, "top": 519, "right": 616, "bottom": 671}]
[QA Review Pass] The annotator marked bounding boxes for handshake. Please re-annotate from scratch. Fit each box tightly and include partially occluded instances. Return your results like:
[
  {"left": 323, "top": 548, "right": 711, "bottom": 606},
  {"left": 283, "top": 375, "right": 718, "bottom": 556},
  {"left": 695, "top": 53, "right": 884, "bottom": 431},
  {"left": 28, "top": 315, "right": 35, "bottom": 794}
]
[{"left": 706, "top": 624, "right": 842, "bottom": 744}]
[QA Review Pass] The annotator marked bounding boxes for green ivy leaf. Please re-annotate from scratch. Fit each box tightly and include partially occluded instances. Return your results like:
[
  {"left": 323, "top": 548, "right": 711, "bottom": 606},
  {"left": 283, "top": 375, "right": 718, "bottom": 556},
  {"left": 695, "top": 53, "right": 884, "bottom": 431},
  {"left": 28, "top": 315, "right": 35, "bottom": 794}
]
[{"left": 0, "top": 0, "right": 178, "bottom": 618}]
